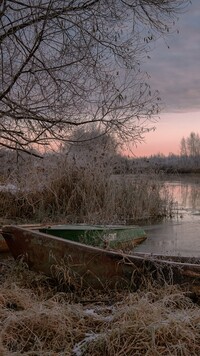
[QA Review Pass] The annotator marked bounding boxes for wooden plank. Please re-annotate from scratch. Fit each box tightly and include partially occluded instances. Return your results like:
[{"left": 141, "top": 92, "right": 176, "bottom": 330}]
[{"left": 133, "top": 252, "right": 200, "bottom": 264}]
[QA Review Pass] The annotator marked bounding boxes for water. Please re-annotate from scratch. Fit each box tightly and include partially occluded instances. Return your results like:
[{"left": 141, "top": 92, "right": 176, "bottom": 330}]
[{"left": 135, "top": 174, "right": 200, "bottom": 257}]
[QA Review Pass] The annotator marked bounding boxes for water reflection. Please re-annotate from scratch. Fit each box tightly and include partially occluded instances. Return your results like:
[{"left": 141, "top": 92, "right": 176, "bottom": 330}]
[
  {"left": 135, "top": 174, "right": 200, "bottom": 257},
  {"left": 165, "top": 177, "right": 200, "bottom": 213}
]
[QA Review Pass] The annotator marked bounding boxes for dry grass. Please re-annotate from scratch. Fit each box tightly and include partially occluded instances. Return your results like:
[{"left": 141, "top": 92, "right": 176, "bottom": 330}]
[
  {"left": 0, "top": 257, "right": 200, "bottom": 355},
  {"left": 0, "top": 156, "right": 173, "bottom": 224},
  {"left": 85, "top": 289, "right": 200, "bottom": 356},
  {"left": 0, "top": 154, "right": 198, "bottom": 355}
]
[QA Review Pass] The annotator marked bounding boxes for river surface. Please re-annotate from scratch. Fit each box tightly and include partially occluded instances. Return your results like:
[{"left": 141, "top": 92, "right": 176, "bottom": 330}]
[{"left": 135, "top": 174, "right": 200, "bottom": 257}]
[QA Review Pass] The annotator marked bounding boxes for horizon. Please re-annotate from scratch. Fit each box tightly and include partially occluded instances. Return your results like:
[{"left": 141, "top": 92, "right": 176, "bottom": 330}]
[{"left": 133, "top": 111, "right": 200, "bottom": 158}]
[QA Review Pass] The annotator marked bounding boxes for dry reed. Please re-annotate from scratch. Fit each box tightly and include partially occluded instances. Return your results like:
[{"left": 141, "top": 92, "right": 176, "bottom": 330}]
[
  {"left": 0, "top": 153, "right": 198, "bottom": 355},
  {"left": 85, "top": 287, "right": 200, "bottom": 356},
  {"left": 0, "top": 155, "right": 173, "bottom": 224},
  {"left": 0, "top": 257, "right": 200, "bottom": 355}
]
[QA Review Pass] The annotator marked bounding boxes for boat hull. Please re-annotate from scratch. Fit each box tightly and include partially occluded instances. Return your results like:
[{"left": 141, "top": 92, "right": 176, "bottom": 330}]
[{"left": 2, "top": 225, "right": 200, "bottom": 290}]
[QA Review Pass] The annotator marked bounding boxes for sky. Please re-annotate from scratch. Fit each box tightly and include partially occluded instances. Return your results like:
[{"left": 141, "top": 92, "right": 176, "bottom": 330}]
[{"left": 134, "top": 0, "right": 200, "bottom": 157}]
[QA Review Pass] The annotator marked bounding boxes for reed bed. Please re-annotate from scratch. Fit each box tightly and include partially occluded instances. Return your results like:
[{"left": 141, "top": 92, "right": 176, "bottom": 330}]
[
  {"left": 0, "top": 257, "right": 200, "bottom": 355},
  {"left": 0, "top": 155, "right": 173, "bottom": 224}
]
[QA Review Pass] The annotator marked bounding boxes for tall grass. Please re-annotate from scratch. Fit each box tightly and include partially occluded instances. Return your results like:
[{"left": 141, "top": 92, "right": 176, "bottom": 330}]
[{"left": 0, "top": 154, "right": 173, "bottom": 224}]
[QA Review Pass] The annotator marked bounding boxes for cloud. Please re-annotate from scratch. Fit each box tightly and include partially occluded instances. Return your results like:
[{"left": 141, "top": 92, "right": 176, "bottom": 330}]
[{"left": 143, "top": 0, "right": 200, "bottom": 113}]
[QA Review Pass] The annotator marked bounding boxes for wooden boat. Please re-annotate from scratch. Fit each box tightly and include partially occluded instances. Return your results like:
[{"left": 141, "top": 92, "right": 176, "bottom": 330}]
[
  {"left": 39, "top": 224, "right": 147, "bottom": 250},
  {"left": 2, "top": 225, "right": 200, "bottom": 291},
  {"left": 0, "top": 224, "right": 48, "bottom": 253},
  {"left": 0, "top": 224, "right": 147, "bottom": 253}
]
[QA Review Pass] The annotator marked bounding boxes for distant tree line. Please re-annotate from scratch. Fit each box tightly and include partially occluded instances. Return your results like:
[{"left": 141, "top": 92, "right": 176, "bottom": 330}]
[
  {"left": 131, "top": 132, "right": 200, "bottom": 174},
  {"left": 180, "top": 132, "right": 200, "bottom": 157},
  {"left": 1, "top": 130, "right": 200, "bottom": 179}
]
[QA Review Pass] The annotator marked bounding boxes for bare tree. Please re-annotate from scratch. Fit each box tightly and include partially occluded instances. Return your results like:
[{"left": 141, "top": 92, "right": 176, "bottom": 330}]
[
  {"left": 186, "top": 132, "right": 200, "bottom": 157},
  {"left": 180, "top": 132, "right": 200, "bottom": 157},
  {"left": 0, "top": 0, "right": 189, "bottom": 154},
  {"left": 63, "top": 126, "right": 119, "bottom": 167},
  {"left": 180, "top": 137, "right": 187, "bottom": 156}
]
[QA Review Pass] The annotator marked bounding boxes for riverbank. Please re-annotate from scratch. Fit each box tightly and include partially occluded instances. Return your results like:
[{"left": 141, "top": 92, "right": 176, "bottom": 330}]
[
  {"left": 0, "top": 256, "right": 200, "bottom": 355},
  {"left": 0, "top": 158, "right": 199, "bottom": 354}
]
